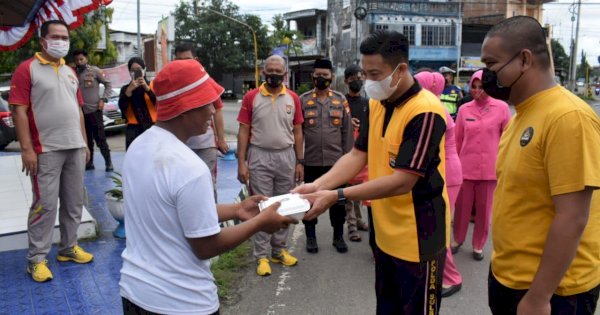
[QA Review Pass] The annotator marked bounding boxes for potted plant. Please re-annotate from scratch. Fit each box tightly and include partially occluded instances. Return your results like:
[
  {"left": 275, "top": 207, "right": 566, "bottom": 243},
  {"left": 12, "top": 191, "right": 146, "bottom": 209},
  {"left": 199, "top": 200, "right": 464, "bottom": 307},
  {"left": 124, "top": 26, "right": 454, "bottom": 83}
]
[{"left": 105, "top": 172, "right": 125, "bottom": 238}]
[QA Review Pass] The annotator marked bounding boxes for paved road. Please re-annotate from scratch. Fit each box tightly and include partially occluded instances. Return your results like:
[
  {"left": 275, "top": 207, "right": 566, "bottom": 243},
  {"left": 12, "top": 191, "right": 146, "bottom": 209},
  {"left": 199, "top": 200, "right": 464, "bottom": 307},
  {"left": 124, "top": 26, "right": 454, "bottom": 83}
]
[{"left": 222, "top": 212, "right": 492, "bottom": 315}]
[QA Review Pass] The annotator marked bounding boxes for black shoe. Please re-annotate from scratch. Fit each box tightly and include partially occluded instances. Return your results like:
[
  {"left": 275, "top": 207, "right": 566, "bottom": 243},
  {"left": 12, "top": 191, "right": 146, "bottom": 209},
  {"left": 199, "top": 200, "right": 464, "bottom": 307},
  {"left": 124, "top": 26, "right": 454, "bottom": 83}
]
[
  {"left": 332, "top": 237, "right": 348, "bottom": 253},
  {"left": 473, "top": 250, "right": 484, "bottom": 261},
  {"left": 85, "top": 164, "right": 95, "bottom": 170},
  {"left": 451, "top": 243, "right": 462, "bottom": 254},
  {"left": 105, "top": 164, "right": 114, "bottom": 172},
  {"left": 306, "top": 237, "right": 318, "bottom": 253},
  {"left": 441, "top": 283, "right": 462, "bottom": 298}
]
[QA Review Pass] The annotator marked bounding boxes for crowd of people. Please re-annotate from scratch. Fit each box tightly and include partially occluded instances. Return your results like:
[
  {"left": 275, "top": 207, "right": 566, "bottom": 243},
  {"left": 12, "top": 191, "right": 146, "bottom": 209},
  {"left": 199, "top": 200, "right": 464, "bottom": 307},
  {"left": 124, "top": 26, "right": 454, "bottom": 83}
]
[{"left": 7, "top": 15, "right": 600, "bottom": 315}]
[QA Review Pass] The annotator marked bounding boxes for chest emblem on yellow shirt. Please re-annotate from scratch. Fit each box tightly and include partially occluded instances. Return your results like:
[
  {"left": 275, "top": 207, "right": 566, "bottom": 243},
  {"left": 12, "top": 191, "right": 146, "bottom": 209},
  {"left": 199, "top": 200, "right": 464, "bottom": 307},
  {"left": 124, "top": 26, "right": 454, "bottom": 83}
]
[
  {"left": 520, "top": 127, "right": 534, "bottom": 147},
  {"left": 286, "top": 104, "right": 293, "bottom": 115}
]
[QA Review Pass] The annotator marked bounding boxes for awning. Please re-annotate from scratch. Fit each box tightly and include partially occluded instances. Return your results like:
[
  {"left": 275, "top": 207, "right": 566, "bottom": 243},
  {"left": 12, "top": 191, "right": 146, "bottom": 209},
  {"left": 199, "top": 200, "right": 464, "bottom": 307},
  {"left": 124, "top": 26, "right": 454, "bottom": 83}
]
[{"left": 0, "top": 0, "right": 113, "bottom": 51}]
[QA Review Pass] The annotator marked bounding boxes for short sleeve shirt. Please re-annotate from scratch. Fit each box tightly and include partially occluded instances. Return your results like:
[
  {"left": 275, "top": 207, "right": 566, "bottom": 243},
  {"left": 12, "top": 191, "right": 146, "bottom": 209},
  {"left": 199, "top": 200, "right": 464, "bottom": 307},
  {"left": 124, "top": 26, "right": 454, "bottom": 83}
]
[
  {"left": 9, "top": 53, "right": 85, "bottom": 153},
  {"left": 492, "top": 85, "right": 600, "bottom": 295},
  {"left": 237, "top": 83, "right": 303, "bottom": 149},
  {"left": 120, "top": 126, "right": 221, "bottom": 314},
  {"left": 77, "top": 65, "right": 112, "bottom": 114},
  {"left": 357, "top": 83, "right": 449, "bottom": 262}
]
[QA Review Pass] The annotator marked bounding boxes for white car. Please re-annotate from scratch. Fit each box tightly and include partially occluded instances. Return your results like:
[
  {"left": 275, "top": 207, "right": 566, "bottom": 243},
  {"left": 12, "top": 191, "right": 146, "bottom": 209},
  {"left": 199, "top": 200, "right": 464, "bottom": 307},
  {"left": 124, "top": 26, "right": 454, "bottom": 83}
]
[{"left": 100, "top": 87, "right": 127, "bottom": 131}]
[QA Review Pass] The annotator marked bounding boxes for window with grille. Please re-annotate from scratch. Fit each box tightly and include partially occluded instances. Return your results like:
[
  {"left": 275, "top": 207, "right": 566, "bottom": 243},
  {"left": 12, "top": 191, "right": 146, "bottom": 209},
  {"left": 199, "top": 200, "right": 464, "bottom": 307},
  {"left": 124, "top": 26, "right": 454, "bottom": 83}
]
[
  {"left": 422, "top": 25, "right": 456, "bottom": 46},
  {"left": 401, "top": 25, "right": 415, "bottom": 45}
]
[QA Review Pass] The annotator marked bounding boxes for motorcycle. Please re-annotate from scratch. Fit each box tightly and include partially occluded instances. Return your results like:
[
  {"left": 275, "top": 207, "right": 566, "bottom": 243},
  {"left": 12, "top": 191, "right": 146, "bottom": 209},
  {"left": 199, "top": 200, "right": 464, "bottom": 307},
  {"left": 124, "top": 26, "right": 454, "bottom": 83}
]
[{"left": 595, "top": 86, "right": 600, "bottom": 96}]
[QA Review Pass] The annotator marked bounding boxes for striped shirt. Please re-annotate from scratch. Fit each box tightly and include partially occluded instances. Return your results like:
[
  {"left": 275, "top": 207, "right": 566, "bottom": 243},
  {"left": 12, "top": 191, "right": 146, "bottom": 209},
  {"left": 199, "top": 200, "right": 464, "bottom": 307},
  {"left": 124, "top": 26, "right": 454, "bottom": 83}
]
[
  {"left": 355, "top": 82, "right": 449, "bottom": 262},
  {"left": 9, "top": 53, "right": 85, "bottom": 153}
]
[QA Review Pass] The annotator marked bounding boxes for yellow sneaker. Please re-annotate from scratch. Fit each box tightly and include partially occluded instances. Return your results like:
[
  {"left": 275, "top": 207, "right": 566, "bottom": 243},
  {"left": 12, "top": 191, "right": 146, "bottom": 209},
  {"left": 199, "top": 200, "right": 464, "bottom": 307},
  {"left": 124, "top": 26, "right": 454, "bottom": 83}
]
[
  {"left": 270, "top": 249, "right": 298, "bottom": 266},
  {"left": 256, "top": 258, "right": 272, "bottom": 276},
  {"left": 27, "top": 260, "right": 53, "bottom": 282},
  {"left": 57, "top": 245, "right": 94, "bottom": 264}
]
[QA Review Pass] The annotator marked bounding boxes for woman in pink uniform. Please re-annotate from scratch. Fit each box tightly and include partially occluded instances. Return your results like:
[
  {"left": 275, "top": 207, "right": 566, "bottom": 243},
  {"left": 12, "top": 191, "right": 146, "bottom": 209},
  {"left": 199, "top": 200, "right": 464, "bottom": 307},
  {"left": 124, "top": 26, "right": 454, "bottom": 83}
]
[
  {"left": 415, "top": 71, "right": 463, "bottom": 297},
  {"left": 452, "top": 70, "right": 511, "bottom": 261}
]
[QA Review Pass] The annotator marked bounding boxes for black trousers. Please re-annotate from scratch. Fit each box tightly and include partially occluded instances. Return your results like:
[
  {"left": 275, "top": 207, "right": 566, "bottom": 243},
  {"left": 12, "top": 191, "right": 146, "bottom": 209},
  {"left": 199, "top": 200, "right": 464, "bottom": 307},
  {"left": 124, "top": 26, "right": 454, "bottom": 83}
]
[
  {"left": 122, "top": 297, "right": 219, "bottom": 315},
  {"left": 488, "top": 268, "right": 600, "bottom": 315},
  {"left": 302, "top": 165, "right": 346, "bottom": 229},
  {"left": 84, "top": 111, "right": 109, "bottom": 152},
  {"left": 374, "top": 245, "right": 446, "bottom": 315}
]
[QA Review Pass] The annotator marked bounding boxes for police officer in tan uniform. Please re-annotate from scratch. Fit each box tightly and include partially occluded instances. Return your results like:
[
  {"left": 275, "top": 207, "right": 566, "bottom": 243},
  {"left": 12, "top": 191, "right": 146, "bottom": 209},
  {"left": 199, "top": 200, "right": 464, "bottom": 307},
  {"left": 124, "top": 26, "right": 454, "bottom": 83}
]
[
  {"left": 73, "top": 49, "right": 113, "bottom": 171},
  {"left": 299, "top": 59, "right": 354, "bottom": 253}
]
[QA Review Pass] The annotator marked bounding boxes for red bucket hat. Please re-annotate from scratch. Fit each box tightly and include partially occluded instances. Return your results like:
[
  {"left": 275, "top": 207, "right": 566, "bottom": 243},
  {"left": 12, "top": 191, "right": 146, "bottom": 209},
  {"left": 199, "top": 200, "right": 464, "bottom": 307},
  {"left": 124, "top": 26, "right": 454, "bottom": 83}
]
[{"left": 153, "top": 59, "right": 224, "bottom": 121}]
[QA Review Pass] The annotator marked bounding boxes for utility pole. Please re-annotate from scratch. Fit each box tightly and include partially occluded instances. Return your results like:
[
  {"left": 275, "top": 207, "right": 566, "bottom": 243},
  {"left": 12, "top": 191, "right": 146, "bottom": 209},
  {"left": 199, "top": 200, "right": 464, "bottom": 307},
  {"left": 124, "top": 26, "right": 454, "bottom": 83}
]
[
  {"left": 137, "top": 0, "right": 141, "bottom": 57},
  {"left": 568, "top": 3, "right": 576, "bottom": 90},
  {"left": 570, "top": 0, "right": 582, "bottom": 91}
]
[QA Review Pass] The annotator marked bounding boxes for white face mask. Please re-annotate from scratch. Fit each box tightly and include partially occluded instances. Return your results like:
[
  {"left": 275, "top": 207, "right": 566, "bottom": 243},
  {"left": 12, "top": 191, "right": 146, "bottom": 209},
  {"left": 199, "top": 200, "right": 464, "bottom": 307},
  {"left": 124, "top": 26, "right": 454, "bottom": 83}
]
[
  {"left": 44, "top": 39, "right": 70, "bottom": 59},
  {"left": 364, "top": 64, "right": 401, "bottom": 101}
]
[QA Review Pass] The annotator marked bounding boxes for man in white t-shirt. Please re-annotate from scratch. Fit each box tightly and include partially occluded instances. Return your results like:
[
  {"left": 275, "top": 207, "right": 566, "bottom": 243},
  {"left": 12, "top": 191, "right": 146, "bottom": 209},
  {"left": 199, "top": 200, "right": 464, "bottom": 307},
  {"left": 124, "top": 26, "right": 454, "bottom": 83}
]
[{"left": 119, "top": 59, "right": 296, "bottom": 315}]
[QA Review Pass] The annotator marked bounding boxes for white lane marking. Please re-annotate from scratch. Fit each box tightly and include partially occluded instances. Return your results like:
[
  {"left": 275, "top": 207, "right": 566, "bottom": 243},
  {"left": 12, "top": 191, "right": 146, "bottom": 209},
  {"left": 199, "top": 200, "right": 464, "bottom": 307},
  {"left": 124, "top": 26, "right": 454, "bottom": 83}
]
[{"left": 267, "top": 223, "right": 303, "bottom": 314}]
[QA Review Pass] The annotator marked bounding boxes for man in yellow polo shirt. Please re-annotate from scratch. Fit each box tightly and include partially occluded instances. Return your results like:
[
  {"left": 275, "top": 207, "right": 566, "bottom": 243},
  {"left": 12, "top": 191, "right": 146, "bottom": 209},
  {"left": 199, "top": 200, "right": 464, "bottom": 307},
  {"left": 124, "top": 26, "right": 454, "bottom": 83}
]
[
  {"left": 481, "top": 16, "right": 600, "bottom": 314},
  {"left": 294, "top": 30, "right": 449, "bottom": 314}
]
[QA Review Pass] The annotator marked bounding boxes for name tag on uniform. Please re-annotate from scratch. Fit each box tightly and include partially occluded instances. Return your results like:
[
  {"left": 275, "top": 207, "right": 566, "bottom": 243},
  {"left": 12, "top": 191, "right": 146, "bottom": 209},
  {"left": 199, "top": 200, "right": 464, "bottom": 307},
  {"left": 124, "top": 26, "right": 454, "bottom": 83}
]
[
  {"left": 307, "top": 100, "right": 315, "bottom": 105},
  {"left": 466, "top": 118, "right": 476, "bottom": 121},
  {"left": 330, "top": 110, "right": 342, "bottom": 117}
]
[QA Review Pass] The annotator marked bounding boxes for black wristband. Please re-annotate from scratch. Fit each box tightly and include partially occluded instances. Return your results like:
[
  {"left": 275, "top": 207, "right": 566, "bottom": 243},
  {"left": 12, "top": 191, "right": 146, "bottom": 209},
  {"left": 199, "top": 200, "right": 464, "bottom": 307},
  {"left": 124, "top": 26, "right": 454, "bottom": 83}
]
[{"left": 337, "top": 188, "right": 346, "bottom": 205}]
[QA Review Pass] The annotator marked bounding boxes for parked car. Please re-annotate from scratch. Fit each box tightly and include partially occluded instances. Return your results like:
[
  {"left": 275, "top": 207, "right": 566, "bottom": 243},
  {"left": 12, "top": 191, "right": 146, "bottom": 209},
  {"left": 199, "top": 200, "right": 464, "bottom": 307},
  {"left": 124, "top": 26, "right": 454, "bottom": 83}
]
[
  {"left": 221, "top": 89, "right": 237, "bottom": 100},
  {"left": 100, "top": 87, "right": 127, "bottom": 131},
  {"left": 0, "top": 88, "right": 16, "bottom": 150}
]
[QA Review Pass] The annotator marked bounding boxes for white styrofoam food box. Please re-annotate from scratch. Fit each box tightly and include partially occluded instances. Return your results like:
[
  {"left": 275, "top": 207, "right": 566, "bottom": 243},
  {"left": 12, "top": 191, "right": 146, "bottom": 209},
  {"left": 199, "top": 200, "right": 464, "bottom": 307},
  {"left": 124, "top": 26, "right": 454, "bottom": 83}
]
[{"left": 258, "top": 193, "right": 310, "bottom": 221}]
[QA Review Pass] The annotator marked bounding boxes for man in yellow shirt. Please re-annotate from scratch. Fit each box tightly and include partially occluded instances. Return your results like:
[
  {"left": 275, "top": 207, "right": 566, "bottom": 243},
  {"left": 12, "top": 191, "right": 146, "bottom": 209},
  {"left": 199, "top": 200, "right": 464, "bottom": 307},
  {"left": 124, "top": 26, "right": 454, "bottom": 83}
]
[
  {"left": 294, "top": 30, "right": 449, "bottom": 314},
  {"left": 481, "top": 16, "right": 600, "bottom": 314}
]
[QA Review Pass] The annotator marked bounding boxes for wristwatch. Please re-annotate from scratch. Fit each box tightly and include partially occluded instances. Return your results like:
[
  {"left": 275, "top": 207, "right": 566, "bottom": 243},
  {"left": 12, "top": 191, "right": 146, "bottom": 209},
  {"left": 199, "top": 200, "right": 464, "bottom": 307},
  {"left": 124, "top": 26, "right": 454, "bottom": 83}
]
[
  {"left": 101, "top": 97, "right": 108, "bottom": 102},
  {"left": 297, "top": 159, "right": 305, "bottom": 165},
  {"left": 337, "top": 188, "right": 346, "bottom": 205}
]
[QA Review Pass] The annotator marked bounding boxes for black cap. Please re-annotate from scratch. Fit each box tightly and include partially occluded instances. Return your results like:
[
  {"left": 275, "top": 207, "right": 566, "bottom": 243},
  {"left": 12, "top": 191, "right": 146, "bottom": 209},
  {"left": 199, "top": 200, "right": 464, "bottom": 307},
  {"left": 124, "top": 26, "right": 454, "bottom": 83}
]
[{"left": 314, "top": 59, "right": 333, "bottom": 70}]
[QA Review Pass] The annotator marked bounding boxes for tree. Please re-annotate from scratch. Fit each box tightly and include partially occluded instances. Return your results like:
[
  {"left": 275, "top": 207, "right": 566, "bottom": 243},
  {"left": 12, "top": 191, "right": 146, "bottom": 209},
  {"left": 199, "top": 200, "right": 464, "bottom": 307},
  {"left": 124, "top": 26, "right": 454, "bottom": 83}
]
[
  {"left": 550, "top": 39, "right": 569, "bottom": 72},
  {"left": 576, "top": 50, "right": 591, "bottom": 80},
  {"left": 268, "top": 14, "right": 304, "bottom": 56},
  {"left": 173, "top": 0, "right": 270, "bottom": 80},
  {"left": 0, "top": 6, "right": 117, "bottom": 77},
  {"left": 68, "top": 7, "right": 118, "bottom": 67}
]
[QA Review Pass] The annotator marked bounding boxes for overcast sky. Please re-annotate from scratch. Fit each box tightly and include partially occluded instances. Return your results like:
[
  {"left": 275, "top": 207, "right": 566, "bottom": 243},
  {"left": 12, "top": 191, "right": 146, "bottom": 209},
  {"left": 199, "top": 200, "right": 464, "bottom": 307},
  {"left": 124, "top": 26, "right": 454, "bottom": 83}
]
[{"left": 108, "top": 0, "right": 599, "bottom": 66}]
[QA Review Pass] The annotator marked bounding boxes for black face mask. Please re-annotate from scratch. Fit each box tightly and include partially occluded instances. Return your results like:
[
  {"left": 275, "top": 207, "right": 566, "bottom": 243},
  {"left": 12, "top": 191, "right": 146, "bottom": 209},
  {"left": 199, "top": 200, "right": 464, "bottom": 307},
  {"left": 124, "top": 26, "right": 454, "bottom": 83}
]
[
  {"left": 349, "top": 80, "right": 363, "bottom": 93},
  {"left": 313, "top": 76, "right": 331, "bottom": 90},
  {"left": 76, "top": 64, "right": 86, "bottom": 72},
  {"left": 265, "top": 74, "right": 283, "bottom": 88},
  {"left": 481, "top": 52, "right": 524, "bottom": 101}
]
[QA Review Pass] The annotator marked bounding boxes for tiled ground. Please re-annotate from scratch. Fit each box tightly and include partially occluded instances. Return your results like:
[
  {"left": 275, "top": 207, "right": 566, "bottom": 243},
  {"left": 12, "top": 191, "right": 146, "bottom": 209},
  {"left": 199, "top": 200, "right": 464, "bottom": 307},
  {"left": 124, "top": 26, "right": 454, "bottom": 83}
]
[{"left": 0, "top": 151, "right": 241, "bottom": 314}]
